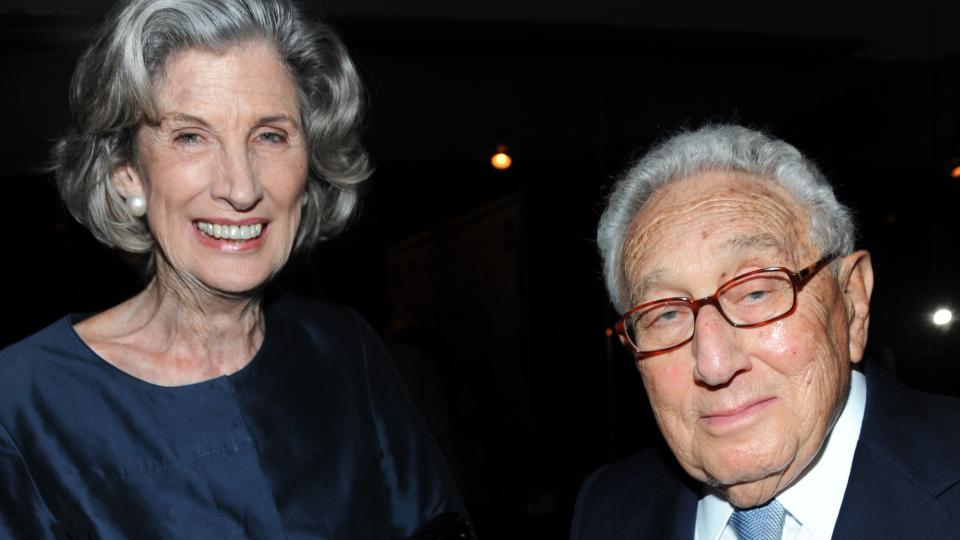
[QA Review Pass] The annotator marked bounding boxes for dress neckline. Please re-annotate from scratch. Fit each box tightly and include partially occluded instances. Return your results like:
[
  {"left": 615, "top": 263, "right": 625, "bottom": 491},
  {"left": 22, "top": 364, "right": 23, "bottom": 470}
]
[{"left": 63, "top": 308, "right": 272, "bottom": 391}]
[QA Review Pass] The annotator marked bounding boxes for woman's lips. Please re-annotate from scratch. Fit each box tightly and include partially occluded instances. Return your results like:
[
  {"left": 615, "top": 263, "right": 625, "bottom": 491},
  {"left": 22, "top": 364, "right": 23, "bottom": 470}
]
[
  {"left": 192, "top": 219, "right": 268, "bottom": 252},
  {"left": 699, "top": 397, "right": 778, "bottom": 433}
]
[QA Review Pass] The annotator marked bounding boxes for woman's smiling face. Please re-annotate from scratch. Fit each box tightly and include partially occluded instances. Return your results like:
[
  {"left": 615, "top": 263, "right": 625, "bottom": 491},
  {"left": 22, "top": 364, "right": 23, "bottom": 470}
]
[{"left": 114, "top": 39, "right": 308, "bottom": 294}]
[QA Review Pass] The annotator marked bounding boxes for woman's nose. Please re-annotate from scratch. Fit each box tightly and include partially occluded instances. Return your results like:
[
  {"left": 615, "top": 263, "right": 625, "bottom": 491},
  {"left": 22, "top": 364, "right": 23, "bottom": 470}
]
[{"left": 212, "top": 146, "right": 263, "bottom": 211}]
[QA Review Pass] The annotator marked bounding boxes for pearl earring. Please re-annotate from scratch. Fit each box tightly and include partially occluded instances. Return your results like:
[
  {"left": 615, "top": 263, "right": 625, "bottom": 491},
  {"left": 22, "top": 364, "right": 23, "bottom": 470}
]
[{"left": 126, "top": 195, "right": 146, "bottom": 217}]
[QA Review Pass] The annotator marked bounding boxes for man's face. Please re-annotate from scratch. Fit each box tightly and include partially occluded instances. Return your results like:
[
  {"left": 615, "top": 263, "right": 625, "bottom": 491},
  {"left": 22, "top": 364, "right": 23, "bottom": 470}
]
[{"left": 620, "top": 171, "right": 872, "bottom": 507}]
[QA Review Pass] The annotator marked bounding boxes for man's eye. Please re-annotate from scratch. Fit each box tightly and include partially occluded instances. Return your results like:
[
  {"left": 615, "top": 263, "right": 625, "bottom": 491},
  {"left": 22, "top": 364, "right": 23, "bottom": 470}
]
[
  {"left": 640, "top": 307, "right": 687, "bottom": 328},
  {"left": 657, "top": 310, "right": 681, "bottom": 323},
  {"left": 744, "top": 290, "right": 769, "bottom": 302}
]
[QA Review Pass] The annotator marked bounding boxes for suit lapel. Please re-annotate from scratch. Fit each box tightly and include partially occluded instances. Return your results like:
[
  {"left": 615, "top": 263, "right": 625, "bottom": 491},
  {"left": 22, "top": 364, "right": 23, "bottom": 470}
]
[
  {"left": 614, "top": 460, "right": 699, "bottom": 540},
  {"left": 833, "top": 364, "right": 960, "bottom": 538}
]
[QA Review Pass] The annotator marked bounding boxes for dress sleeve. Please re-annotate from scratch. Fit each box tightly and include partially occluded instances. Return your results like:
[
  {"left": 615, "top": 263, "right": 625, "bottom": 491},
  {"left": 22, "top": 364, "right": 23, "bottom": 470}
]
[
  {"left": 0, "top": 422, "right": 66, "bottom": 540},
  {"left": 351, "top": 312, "right": 469, "bottom": 539}
]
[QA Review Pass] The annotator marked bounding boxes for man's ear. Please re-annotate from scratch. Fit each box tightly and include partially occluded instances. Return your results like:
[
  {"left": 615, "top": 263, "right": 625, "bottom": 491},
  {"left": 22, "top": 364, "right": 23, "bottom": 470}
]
[
  {"left": 837, "top": 250, "right": 873, "bottom": 364},
  {"left": 111, "top": 162, "right": 145, "bottom": 200}
]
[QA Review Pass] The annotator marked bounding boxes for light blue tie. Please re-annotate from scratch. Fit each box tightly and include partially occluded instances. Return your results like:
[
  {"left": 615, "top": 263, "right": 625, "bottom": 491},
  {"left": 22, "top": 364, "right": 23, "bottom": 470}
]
[{"left": 728, "top": 499, "right": 786, "bottom": 540}]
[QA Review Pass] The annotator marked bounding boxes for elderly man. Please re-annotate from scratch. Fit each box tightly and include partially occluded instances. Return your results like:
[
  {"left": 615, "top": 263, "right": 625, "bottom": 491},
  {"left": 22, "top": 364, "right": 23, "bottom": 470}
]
[{"left": 572, "top": 125, "right": 960, "bottom": 539}]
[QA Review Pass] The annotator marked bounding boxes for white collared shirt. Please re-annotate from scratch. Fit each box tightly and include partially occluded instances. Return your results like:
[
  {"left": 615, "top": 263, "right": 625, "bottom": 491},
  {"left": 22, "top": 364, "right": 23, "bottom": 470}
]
[{"left": 694, "top": 370, "right": 867, "bottom": 540}]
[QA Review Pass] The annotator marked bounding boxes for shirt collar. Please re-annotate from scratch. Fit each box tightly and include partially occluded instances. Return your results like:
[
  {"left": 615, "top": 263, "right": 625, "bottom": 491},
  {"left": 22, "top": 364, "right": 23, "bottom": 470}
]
[{"left": 696, "top": 369, "right": 866, "bottom": 540}]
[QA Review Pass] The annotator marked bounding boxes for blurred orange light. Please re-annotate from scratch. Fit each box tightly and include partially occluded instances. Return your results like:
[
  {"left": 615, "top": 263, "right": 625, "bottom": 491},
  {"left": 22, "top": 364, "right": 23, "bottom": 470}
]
[
  {"left": 604, "top": 327, "right": 613, "bottom": 337},
  {"left": 491, "top": 151, "right": 512, "bottom": 170},
  {"left": 951, "top": 165, "right": 960, "bottom": 178}
]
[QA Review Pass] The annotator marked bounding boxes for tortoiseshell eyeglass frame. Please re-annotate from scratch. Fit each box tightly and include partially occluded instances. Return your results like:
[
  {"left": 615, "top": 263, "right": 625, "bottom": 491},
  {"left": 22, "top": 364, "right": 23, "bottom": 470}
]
[{"left": 615, "top": 253, "right": 839, "bottom": 360}]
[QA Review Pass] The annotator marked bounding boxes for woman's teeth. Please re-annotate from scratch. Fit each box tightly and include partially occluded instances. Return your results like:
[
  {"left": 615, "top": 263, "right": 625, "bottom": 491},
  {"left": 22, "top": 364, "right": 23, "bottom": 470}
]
[{"left": 196, "top": 221, "right": 264, "bottom": 240}]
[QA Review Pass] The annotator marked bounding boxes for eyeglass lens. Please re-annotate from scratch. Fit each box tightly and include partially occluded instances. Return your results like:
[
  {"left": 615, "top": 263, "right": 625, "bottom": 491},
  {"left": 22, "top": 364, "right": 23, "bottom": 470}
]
[{"left": 625, "top": 270, "right": 795, "bottom": 353}]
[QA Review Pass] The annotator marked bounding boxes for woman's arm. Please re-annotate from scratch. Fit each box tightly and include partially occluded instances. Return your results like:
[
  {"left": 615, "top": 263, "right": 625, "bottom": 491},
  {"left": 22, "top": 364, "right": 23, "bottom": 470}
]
[
  {"left": 352, "top": 311, "right": 472, "bottom": 539},
  {"left": 0, "top": 422, "right": 67, "bottom": 540}
]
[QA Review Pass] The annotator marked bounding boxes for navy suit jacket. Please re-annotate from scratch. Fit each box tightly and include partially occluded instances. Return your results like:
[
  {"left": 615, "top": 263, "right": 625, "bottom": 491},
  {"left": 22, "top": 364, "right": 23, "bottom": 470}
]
[{"left": 571, "top": 363, "right": 960, "bottom": 539}]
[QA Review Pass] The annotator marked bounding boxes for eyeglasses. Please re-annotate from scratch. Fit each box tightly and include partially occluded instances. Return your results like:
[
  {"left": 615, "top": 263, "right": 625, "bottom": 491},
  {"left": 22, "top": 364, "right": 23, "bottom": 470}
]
[{"left": 615, "top": 254, "right": 838, "bottom": 359}]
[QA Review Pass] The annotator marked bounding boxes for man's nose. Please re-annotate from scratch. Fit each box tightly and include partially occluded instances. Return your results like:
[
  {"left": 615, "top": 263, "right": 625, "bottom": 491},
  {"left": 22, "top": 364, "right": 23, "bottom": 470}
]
[
  {"left": 690, "top": 305, "right": 751, "bottom": 387},
  {"left": 213, "top": 145, "right": 263, "bottom": 211}
]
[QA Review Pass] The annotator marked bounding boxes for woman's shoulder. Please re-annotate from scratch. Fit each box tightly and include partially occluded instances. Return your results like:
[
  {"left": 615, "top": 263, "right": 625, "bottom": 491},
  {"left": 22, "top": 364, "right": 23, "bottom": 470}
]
[
  {"left": 0, "top": 316, "right": 86, "bottom": 419},
  {"left": 269, "top": 294, "right": 358, "bottom": 321},
  {"left": 268, "top": 295, "right": 377, "bottom": 343},
  {"left": 0, "top": 316, "right": 80, "bottom": 376},
  {"left": 264, "top": 295, "right": 391, "bottom": 379}
]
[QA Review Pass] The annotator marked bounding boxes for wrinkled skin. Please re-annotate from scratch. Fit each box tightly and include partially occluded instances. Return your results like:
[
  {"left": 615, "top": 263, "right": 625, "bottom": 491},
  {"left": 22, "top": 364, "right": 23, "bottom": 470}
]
[
  {"left": 621, "top": 171, "right": 873, "bottom": 507},
  {"left": 113, "top": 39, "right": 308, "bottom": 296},
  {"left": 77, "top": 40, "right": 309, "bottom": 387}
]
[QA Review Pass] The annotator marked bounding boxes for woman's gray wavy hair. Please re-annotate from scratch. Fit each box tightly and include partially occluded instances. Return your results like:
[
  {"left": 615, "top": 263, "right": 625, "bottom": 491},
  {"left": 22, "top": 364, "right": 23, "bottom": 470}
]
[
  {"left": 52, "top": 0, "right": 370, "bottom": 256},
  {"left": 597, "top": 124, "right": 856, "bottom": 313}
]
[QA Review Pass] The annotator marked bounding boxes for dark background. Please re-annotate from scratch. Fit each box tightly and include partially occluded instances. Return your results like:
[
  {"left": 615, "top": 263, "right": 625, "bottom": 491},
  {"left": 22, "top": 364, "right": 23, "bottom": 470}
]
[{"left": 3, "top": 0, "right": 960, "bottom": 537}]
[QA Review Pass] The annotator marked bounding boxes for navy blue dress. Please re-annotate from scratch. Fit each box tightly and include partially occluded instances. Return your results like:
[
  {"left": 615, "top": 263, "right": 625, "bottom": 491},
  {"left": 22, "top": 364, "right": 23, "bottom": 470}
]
[{"left": 0, "top": 296, "right": 464, "bottom": 539}]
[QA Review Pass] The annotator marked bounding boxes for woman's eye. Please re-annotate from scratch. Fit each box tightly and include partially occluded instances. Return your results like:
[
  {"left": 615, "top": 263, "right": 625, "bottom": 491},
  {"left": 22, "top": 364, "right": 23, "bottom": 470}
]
[
  {"left": 258, "top": 131, "right": 287, "bottom": 144},
  {"left": 174, "top": 132, "right": 202, "bottom": 144}
]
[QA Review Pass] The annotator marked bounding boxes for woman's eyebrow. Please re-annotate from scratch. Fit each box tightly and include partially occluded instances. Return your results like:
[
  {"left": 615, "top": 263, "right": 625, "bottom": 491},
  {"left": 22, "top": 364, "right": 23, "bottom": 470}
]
[
  {"left": 158, "top": 112, "right": 211, "bottom": 128},
  {"left": 157, "top": 113, "right": 301, "bottom": 131},
  {"left": 257, "top": 114, "right": 299, "bottom": 126}
]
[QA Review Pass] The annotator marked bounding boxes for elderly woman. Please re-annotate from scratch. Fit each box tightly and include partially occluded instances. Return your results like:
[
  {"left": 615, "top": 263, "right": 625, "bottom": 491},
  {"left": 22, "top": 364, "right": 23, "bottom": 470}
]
[{"left": 0, "top": 0, "right": 467, "bottom": 538}]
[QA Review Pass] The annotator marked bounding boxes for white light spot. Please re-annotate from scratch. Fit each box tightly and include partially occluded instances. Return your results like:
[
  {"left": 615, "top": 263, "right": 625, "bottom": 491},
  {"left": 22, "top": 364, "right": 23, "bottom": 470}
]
[{"left": 932, "top": 308, "right": 953, "bottom": 326}]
